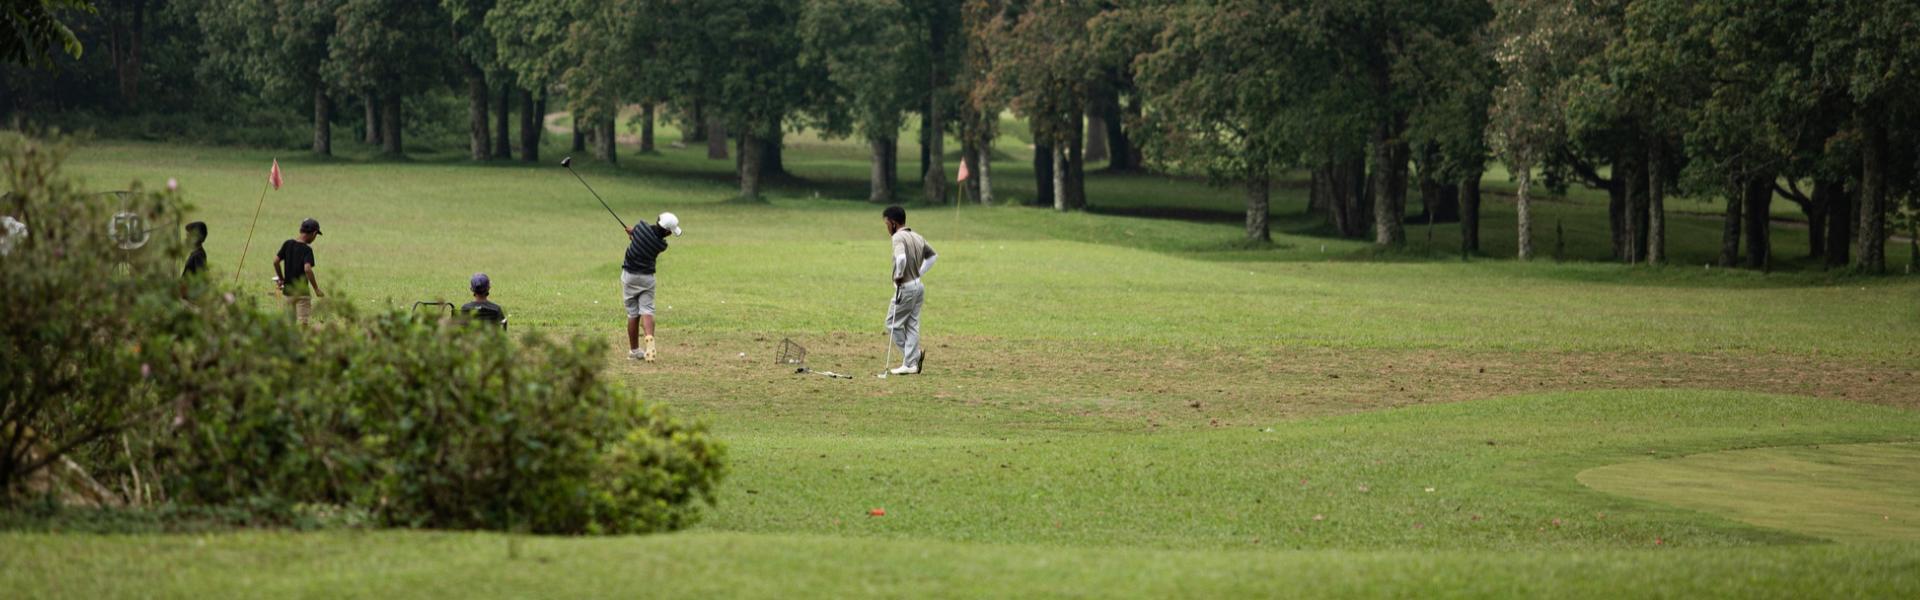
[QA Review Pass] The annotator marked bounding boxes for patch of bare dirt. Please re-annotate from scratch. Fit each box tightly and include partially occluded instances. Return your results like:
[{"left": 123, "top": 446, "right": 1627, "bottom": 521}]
[{"left": 605, "top": 332, "right": 1920, "bottom": 431}]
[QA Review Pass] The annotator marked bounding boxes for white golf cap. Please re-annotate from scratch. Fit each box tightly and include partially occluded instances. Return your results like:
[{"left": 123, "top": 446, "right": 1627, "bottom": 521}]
[{"left": 658, "top": 212, "right": 683, "bottom": 236}]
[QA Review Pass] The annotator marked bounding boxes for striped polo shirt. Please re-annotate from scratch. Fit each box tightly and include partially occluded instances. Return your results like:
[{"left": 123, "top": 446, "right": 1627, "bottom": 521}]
[
  {"left": 891, "top": 228, "right": 933, "bottom": 283},
  {"left": 623, "top": 223, "right": 669, "bottom": 275}
]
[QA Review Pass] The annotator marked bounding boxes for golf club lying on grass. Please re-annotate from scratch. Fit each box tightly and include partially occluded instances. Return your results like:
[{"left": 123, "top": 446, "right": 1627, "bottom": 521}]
[
  {"left": 560, "top": 156, "right": 628, "bottom": 230},
  {"left": 795, "top": 367, "right": 853, "bottom": 379}
]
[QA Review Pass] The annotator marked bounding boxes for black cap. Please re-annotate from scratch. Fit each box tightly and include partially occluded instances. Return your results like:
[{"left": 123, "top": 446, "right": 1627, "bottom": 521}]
[{"left": 300, "top": 218, "right": 323, "bottom": 235}]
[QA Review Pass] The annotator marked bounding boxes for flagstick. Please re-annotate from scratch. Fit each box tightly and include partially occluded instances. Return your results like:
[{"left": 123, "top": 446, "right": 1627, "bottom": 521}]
[{"left": 232, "top": 177, "right": 272, "bottom": 287}]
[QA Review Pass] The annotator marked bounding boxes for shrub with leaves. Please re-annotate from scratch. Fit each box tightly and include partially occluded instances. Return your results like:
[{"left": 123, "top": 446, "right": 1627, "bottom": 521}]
[
  {"left": 157, "top": 303, "right": 726, "bottom": 534},
  {"left": 0, "top": 135, "right": 188, "bottom": 500},
  {"left": 3, "top": 135, "right": 725, "bottom": 534}
]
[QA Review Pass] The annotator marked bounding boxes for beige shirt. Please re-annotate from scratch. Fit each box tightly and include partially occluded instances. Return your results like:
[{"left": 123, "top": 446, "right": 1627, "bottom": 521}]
[{"left": 891, "top": 228, "right": 935, "bottom": 284}]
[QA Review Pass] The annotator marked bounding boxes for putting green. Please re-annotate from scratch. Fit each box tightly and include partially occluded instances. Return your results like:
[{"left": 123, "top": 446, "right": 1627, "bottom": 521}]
[{"left": 1578, "top": 443, "right": 1920, "bottom": 543}]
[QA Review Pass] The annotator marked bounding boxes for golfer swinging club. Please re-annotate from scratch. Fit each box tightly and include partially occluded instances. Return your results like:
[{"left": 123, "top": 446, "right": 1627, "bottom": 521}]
[
  {"left": 883, "top": 206, "right": 935, "bottom": 375},
  {"left": 622, "top": 212, "right": 681, "bottom": 362}
]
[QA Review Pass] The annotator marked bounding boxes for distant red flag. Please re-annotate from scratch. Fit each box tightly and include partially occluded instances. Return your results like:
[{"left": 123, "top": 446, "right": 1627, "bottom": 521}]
[
  {"left": 269, "top": 159, "right": 283, "bottom": 190},
  {"left": 956, "top": 158, "right": 971, "bottom": 182}
]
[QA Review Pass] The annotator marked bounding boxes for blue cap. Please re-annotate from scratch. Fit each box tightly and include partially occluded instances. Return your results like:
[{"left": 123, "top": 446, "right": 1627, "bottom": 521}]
[{"left": 470, "top": 272, "right": 491, "bottom": 294}]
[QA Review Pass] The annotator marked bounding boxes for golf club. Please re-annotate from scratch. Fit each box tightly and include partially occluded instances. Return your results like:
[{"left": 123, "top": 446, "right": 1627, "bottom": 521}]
[
  {"left": 560, "top": 156, "right": 628, "bottom": 230},
  {"left": 796, "top": 367, "right": 854, "bottom": 379}
]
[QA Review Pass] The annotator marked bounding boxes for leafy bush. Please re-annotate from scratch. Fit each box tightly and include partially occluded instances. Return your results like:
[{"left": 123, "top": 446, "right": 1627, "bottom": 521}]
[
  {"left": 153, "top": 302, "right": 727, "bottom": 534},
  {"left": 2, "top": 135, "right": 725, "bottom": 534},
  {"left": 0, "top": 135, "right": 186, "bottom": 499}
]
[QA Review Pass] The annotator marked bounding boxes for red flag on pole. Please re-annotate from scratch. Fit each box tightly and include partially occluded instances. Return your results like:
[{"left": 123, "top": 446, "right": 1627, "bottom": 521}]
[
  {"left": 236, "top": 159, "right": 280, "bottom": 285},
  {"left": 956, "top": 157, "right": 971, "bottom": 182}
]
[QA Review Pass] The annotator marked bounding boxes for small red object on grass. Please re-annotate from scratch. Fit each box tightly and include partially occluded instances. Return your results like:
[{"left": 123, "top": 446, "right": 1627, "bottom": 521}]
[{"left": 869, "top": 508, "right": 886, "bottom": 517}]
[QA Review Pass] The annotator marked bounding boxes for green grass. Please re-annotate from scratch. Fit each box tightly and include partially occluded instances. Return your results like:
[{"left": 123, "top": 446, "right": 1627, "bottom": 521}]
[
  {"left": 8, "top": 132, "right": 1920, "bottom": 597},
  {"left": 1580, "top": 443, "right": 1920, "bottom": 543},
  {"left": 10, "top": 530, "right": 1920, "bottom": 598}
]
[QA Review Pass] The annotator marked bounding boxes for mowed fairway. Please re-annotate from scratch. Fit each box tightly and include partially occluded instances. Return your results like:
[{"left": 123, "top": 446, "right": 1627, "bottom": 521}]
[{"left": 7, "top": 136, "right": 1920, "bottom": 597}]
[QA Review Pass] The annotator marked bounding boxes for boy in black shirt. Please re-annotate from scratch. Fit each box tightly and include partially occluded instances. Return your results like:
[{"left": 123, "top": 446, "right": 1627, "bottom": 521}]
[
  {"left": 181, "top": 221, "right": 208, "bottom": 277},
  {"left": 460, "top": 272, "right": 506, "bottom": 326},
  {"left": 272, "top": 218, "right": 325, "bottom": 324}
]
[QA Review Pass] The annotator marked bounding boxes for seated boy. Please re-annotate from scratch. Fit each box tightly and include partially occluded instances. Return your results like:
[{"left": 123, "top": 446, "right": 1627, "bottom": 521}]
[{"left": 460, "top": 273, "right": 506, "bottom": 326}]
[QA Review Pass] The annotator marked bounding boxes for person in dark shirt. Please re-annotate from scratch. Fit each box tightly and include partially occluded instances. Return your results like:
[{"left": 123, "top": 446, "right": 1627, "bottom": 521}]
[
  {"left": 621, "top": 212, "right": 681, "bottom": 362},
  {"left": 460, "top": 272, "right": 506, "bottom": 326},
  {"left": 272, "top": 218, "right": 324, "bottom": 324},
  {"left": 181, "top": 221, "right": 208, "bottom": 278}
]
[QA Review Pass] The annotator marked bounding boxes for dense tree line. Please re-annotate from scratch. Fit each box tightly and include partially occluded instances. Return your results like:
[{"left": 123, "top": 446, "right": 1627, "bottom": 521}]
[{"left": 6, "top": 0, "right": 1918, "bottom": 271}]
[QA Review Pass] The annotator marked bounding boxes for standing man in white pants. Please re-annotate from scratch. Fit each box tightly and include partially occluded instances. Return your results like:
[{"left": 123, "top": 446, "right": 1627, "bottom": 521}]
[{"left": 883, "top": 206, "right": 936, "bottom": 375}]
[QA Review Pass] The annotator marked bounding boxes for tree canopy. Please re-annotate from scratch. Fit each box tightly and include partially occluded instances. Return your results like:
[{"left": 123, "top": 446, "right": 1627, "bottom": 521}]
[{"left": 8, "top": 0, "right": 1920, "bottom": 271}]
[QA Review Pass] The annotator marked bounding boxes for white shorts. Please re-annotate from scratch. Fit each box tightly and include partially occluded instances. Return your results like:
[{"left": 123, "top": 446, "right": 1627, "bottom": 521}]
[{"left": 621, "top": 271, "right": 656, "bottom": 317}]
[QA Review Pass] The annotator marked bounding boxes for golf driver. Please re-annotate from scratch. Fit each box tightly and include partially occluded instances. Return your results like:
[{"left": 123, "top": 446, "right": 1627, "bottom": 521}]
[{"left": 560, "top": 156, "right": 628, "bottom": 230}]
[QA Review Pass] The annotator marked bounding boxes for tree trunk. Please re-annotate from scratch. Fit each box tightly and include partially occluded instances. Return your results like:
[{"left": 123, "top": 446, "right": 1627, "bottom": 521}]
[
  {"left": 1459, "top": 172, "right": 1482, "bottom": 255},
  {"left": 706, "top": 116, "right": 727, "bottom": 159},
  {"left": 1636, "top": 169, "right": 1652, "bottom": 262},
  {"left": 1910, "top": 221, "right": 1919, "bottom": 274},
  {"left": 978, "top": 137, "right": 993, "bottom": 205},
  {"left": 1803, "top": 192, "right": 1827, "bottom": 260},
  {"left": 961, "top": 142, "right": 981, "bottom": 203},
  {"left": 1321, "top": 156, "right": 1369, "bottom": 239},
  {"left": 685, "top": 101, "right": 707, "bottom": 143},
  {"left": 467, "top": 67, "right": 491, "bottom": 161},
  {"left": 1309, "top": 166, "right": 1329, "bottom": 214},
  {"left": 1415, "top": 171, "right": 1460, "bottom": 223},
  {"left": 1647, "top": 146, "right": 1665, "bottom": 265},
  {"left": 1106, "top": 94, "right": 1139, "bottom": 172},
  {"left": 1084, "top": 114, "right": 1109, "bottom": 164},
  {"left": 1819, "top": 180, "right": 1850, "bottom": 268},
  {"left": 1417, "top": 161, "right": 1440, "bottom": 221},
  {"left": 1355, "top": 155, "right": 1374, "bottom": 237},
  {"left": 1371, "top": 126, "right": 1408, "bottom": 246},
  {"left": 1052, "top": 145, "right": 1068, "bottom": 211},
  {"left": 1719, "top": 186, "right": 1743, "bottom": 267},
  {"left": 925, "top": 98, "right": 947, "bottom": 205},
  {"left": 518, "top": 88, "right": 540, "bottom": 162},
  {"left": 1744, "top": 174, "right": 1772, "bottom": 271},
  {"left": 365, "top": 94, "right": 381, "bottom": 145},
  {"left": 312, "top": 89, "right": 331, "bottom": 157},
  {"left": 1245, "top": 176, "right": 1271, "bottom": 243},
  {"left": 640, "top": 104, "right": 656, "bottom": 152},
  {"left": 1516, "top": 168, "right": 1534, "bottom": 260},
  {"left": 113, "top": 0, "right": 146, "bottom": 106},
  {"left": 885, "top": 134, "right": 899, "bottom": 201},
  {"left": 1856, "top": 125, "right": 1888, "bottom": 273},
  {"left": 1622, "top": 162, "right": 1641, "bottom": 264},
  {"left": 869, "top": 136, "right": 897, "bottom": 203},
  {"left": 760, "top": 126, "right": 785, "bottom": 178},
  {"left": 380, "top": 92, "right": 403, "bottom": 156},
  {"left": 1065, "top": 115, "right": 1087, "bottom": 210},
  {"left": 574, "top": 116, "right": 588, "bottom": 153},
  {"left": 739, "top": 130, "right": 764, "bottom": 198},
  {"left": 1413, "top": 146, "right": 1460, "bottom": 223},
  {"left": 919, "top": 111, "right": 933, "bottom": 181},
  {"left": 1607, "top": 178, "right": 1627, "bottom": 260},
  {"left": 494, "top": 82, "right": 512, "bottom": 159},
  {"left": 1034, "top": 141, "right": 1054, "bottom": 207}
]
